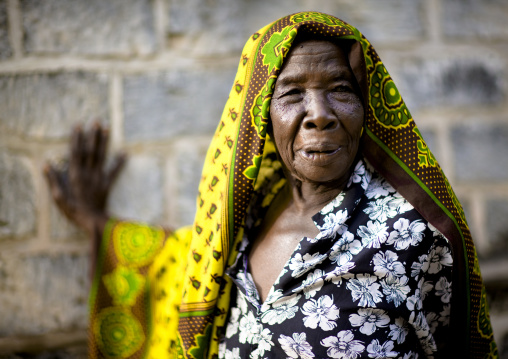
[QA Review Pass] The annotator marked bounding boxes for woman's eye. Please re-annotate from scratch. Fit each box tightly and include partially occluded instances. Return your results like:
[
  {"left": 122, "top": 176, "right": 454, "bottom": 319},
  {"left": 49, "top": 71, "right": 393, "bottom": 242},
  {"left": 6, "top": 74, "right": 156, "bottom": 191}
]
[
  {"left": 333, "top": 85, "right": 353, "bottom": 93},
  {"left": 281, "top": 88, "right": 301, "bottom": 98}
]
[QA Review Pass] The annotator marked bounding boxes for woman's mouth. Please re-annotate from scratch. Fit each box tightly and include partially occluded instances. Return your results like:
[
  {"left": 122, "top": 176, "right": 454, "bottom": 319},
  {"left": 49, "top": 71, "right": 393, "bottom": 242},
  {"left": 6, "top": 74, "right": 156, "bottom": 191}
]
[
  {"left": 298, "top": 145, "right": 343, "bottom": 165},
  {"left": 302, "top": 148, "right": 340, "bottom": 158}
]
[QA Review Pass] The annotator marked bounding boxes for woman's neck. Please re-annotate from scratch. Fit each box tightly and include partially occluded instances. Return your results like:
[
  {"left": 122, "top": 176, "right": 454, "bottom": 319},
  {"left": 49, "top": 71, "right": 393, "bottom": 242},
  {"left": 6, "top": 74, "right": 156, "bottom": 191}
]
[{"left": 284, "top": 176, "right": 348, "bottom": 217}]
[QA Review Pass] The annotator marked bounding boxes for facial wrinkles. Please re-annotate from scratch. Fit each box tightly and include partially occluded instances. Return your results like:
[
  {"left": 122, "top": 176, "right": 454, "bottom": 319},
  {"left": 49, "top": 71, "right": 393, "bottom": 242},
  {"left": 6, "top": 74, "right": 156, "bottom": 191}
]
[
  {"left": 291, "top": 68, "right": 358, "bottom": 157},
  {"left": 270, "top": 40, "right": 364, "bottom": 186},
  {"left": 276, "top": 57, "right": 353, "bottom": 93}
]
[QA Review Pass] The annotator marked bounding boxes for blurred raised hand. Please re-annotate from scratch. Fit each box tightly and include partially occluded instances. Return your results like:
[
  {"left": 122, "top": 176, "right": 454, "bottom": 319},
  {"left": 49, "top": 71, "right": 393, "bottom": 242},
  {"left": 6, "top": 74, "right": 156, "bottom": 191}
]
[{"left": 44, "top": 123, "right": 126, "bottom": 242}]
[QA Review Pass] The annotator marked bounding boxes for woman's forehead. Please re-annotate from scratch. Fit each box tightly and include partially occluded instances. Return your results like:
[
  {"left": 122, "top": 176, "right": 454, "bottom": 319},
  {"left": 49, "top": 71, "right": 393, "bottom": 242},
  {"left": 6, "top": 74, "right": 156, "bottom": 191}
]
[
  {"left": 277, "top": 40, "right": 353, "bottom": 83},
  {"left": 289, "top": 38, "right": 346, "bottom": 54}
]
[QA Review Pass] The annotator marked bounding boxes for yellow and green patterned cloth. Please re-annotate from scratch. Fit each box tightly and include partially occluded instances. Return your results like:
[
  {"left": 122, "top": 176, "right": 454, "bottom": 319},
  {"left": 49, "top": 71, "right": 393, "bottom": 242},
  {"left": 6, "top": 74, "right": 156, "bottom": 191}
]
[{"left": 88, "top": 12, "right": 497, "bottom": 359}]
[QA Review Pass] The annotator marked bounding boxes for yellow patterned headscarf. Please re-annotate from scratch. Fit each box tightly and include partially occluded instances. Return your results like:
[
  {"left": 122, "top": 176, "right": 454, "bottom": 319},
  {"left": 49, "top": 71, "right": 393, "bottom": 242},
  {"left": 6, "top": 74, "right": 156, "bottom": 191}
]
[{"left": 88, "top": 12, "right": 497, "bottom": 359}]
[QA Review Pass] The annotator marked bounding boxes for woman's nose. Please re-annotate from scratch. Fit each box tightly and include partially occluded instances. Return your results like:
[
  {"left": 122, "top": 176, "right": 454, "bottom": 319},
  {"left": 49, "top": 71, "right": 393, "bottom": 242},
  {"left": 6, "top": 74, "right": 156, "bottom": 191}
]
[{"left": 302, "top": 94, "right": 338, "bottom": 131}]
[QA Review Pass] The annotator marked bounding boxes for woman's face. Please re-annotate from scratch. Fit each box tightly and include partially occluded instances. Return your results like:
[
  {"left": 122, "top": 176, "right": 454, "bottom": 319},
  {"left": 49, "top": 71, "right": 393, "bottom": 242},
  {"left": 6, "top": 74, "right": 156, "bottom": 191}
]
[{"left": 270, "top": 39, "right": 364, "bottom": 186}]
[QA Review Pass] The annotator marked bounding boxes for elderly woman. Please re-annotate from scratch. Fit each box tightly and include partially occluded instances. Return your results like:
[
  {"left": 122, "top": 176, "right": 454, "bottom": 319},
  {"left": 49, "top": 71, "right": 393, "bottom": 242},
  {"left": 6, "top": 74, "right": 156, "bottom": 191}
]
[{"left": 45, "top": 12, "right": 496, "bottom": 359}]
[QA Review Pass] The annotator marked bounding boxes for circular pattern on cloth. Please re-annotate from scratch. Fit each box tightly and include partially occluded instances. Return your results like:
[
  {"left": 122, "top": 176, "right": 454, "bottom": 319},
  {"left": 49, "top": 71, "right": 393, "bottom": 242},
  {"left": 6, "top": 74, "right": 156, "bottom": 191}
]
[
  {"left": 370, "top": 64, "right": 411, "bottom": 127},
  {"left": 113, "top": 223, "right": 164, "bottom": 267},
  {"left": 94, "top": 307, "right": 145, "bottom": 358},
  {"left": 102, "top": 265, "right": 145, "bottom": 306}
]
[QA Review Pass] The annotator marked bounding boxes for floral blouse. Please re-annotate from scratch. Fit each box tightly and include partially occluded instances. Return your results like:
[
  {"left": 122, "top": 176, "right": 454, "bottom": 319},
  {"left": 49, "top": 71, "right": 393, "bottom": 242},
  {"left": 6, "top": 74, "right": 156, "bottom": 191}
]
[{"left": 219, "top": 159, "right": 453, "bottom": 359}]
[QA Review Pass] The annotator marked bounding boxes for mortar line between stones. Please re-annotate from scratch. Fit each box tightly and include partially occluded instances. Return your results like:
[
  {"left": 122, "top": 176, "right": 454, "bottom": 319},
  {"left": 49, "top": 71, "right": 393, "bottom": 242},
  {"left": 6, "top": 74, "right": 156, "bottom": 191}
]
[{"left": 0, "top": 329, "right": 87, "bottom": 353}]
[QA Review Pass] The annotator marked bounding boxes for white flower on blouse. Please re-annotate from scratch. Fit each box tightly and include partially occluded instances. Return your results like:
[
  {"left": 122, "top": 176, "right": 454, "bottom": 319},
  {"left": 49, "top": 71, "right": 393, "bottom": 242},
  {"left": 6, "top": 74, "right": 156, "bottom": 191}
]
[
  {"left": 409, "top": 311, "right": 431, "bottom": 338},
  {"left": 224, "top": 347, "right": 241, "bottom": 359},
  {"left": 237, "top": 290, "right": 248, "bottom": 314},
  {"left": 289, "top": 252, "right": 327, "bottom": 278},
  {"left": 301, "top": 295, "right": 340, "bottom": 331},
  {"left": 320, "top": 192, "right": 346, "bottom": 215},
  {"left": 293, "top": 269, "right": 324, "bottom": 298},
  {"left": 278, "top": 332, "right": 315, "bottom": 359},
  {"left": 238, "top": 311, "right": 261, "bottom": 344},
  {"left": 366, "top": 339, "right": 398, "bottom": 358},
  {"left": 225, "top": 307, "right": 241, "bottom": 338},
  {"left": 349, "top": 308, "right": 390, "bottom": 336},
  {"left": 261, "top": 293, "right": 300, "bottom": 325},
  {"left": 386, "top": 218, "right": 426, "bottom": 250},
  {"left": 424, "top": 245, "right": 453, "bottom": 274},
  {"left": 388, "top": 317, "right": 409, "bottom": 344},
  {"left": 435, "top": 276, "right": 452, "bottom": 303},
  {"left": 361, "top": 166, "right": 372, "bottom": 190},
  {"left": 321, "top": 330, "right": 365, "bottom": 359},
  {"left": 381, "top": 275, "right": 411, "bottom": 307},
  {"left": 218, "top": 340, "right": 226, "bottom": 358},
  {"left": 250, "top": 328, "right": 274, "bottom": 358},
  {"left": 348, "top": 160, "right": 366, "bottom": 188},
  {"left": 406, "top": 277, "right": 433, "bottom": 311},
  {"left": 420, "top": 334, "right": 438, "bottom": 356},
  {"left": 262, "top": 289, "right": 283, "bottom": 307},
  {"left": 389, "top": 193, "right": 414, "bottom": 215},
  {"left": 330, "top": 231, "right": 363, "bottom": 266},
  {"left": 427, "top": 222, "right": 445, "bottom": 237},
  {"left": 364, "top": 197, "right": 399, "bottom": 223},
  {"left": 426, "top": 312, "right": 440, "bottom": 334},
  {"left": 410, "top": 254, "right": 428, "bottom": 279},
  {"left": 365, "top": 177, "right": 394, "bottom": 199},
  {"left": 239, "top": 271, "right": 261, "bottom": 304},
  {"left": 357, "top": 221, "right": 389, "bottom": 249},
  {"left": 318, "top": 209, "right": 349, "bottom": 239},
  {"left": 372, "top": 250, "right": 405, "bottom": 279},
  {"left": 347, "top": 274, "right": 383, "bottom": 307},
  {"left": 439, "top": 304, "right": 451, "bottom": 327},
  {"left": 325, "top": 261, "right": 355, "bottom": 286}
]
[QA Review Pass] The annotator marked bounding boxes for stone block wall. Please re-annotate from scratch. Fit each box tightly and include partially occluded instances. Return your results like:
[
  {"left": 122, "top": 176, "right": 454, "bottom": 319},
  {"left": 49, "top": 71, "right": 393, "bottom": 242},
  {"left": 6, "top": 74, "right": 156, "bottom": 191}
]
[{"left": 0, "top": 0, "right": 507, "bottom": 357}]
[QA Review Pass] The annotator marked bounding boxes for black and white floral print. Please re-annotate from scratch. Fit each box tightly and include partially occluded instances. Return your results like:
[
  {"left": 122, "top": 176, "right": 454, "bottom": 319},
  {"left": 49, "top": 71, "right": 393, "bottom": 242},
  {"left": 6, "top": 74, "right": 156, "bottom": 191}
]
[{"left": 220, "top": 159, "right": 453, "bottom": 358}]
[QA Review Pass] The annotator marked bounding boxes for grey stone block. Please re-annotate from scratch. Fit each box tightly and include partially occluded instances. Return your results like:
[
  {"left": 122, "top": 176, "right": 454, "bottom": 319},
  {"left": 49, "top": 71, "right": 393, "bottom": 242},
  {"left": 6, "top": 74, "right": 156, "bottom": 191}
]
[
  {"left": 0, "top": 0, "right": 12, "bottom": 60},
  {"left": 485, "top": 199, "right": 508, "bottom": 259},
  {"left": 0, "top": 72, "right": 109, "bottom": 140},
  {"left": 108, "top": 155, "right": 164, "bottom": 224},
  {"left": 451, "top": 123, "right": 508, "bottom": 182},
  {"left": 167, "top": 0, "right": 309, "bottom": 55},
  {"left": 395, "top": 56, "right": 505, "bottom": 111},
  {"left": 50, "top": 201, "right": 86, "bottom": 242},
  {"left": 442, "top": 0, "right": 508, "bottom": 39},
  {"left": 0, "top": 252, "right": 89, "bottom": 336},
  {"left": 307, "top": 0, "right": 425, "bottom": 44},
  {"left": 0, "top": 152, "right": 36, "bottom": 239},
  {"left": 123, "top": 67, "right": 235, "bottom": 142},
  {"left": 21, "top": 0, "right": 156, "bottom": 56}
]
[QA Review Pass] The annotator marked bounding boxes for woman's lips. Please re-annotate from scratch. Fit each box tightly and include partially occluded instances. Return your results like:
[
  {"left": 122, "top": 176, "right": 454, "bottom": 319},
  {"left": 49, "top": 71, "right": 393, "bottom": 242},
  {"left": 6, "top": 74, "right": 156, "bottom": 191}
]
[{"left": 297, "top": 145, "right": 343, "bottom": 165}]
